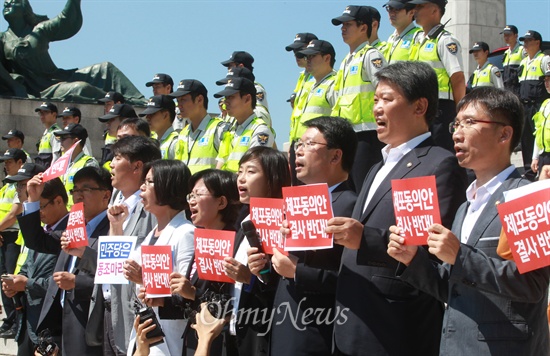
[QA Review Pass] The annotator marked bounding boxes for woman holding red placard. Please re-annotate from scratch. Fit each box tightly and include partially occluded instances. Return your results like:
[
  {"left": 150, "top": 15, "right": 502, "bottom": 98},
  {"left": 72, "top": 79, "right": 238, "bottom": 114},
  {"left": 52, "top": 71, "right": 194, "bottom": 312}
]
[
  {"left": 125, "top": 159, "right": 194, "bottom": 356},
  {"left": 223, "top": 146, "right": 291, "bottom": 356}
]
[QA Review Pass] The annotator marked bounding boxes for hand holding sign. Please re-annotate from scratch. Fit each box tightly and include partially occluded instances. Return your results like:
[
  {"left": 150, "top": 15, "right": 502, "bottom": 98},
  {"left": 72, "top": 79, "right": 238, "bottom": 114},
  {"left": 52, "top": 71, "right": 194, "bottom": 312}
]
[
  {"left": 326, "top": 217, "right": 364, "bottom": 250},
  {"left": 426, "top": 224, "right": 460, "bottom": 265},
  {"left": 387, "top": 225, "right": 419, "bottom": 266},
  {"left": 61, "top": 231, "right": 86, "bottom": 258},
  {"left": 42, "top": 140, "right": 80, "bottom": 182}
]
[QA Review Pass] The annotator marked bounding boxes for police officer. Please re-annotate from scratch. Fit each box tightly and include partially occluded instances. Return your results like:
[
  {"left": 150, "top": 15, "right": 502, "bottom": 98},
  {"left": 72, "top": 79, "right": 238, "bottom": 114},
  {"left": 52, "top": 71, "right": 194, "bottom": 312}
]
[
  {"left": 531, "top": 69, "right": 550, "bottom": 174},
  {"left": 501, "top": 25, "right": 526, "bottom": 96},
  {"left": 221, "top": 51, "right": 272, "bottom": 128},
  {"left": 171, "top": 79, "right": 228, "bottom": 174},
  {"left": 138, "top": 95, "right": 179, "bottom": 159},
  {"left": 35, "top": 102, "right": 62, "bottom": 168},
  {"left": 145, "top": 73, "right": 174, "bottom": 95},
  {"left": 2, "top": 130, "right": 31, "bottom": 163},
  {"left": 468, "top": 42, "right": 504, "bottom": 90},
  {"left": 214, "top": 78, "right": 274, "bottom": 172},
  {"left": 383, "top": 0, "right": 420, "bottom": 64},
  {"left": 331, "top": 5, "right": 387, "bottom": 191},
  {"left": 98, "top": 91, "right": 125, "bottom": 114},
  {"left": 409, "top": 0, "right": 465, "bottom": 152},
  {"left": 57, "top": 107, "right": 94, "bottom": 157},
  {"left": 518, "top": 30, "right": 550, "bottom": 178}
]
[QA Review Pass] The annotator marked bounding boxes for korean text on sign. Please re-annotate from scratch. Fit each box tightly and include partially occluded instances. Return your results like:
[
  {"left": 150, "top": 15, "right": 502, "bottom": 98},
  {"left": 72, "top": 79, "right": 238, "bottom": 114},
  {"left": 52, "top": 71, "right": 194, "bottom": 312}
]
[
  {"left": 141, "top": 245, "right": 173, "bottom": 297},
  {"left": 283, "top": 183, "right": 334, "bottom": 251},
  {"left": 194, "top": 229, "right": 235, "bottom": 283},
  {"left": 65, "top": 202, "right": 88, "bottom": 248},
  {"left": 95, "top": 236, "right": 137, "bottom": 284},
  {"left": 498, "top": 188, "right": 550, "bottom": 274},
  {"left": 250, "top": 197, "right": 287, "bottom": 255},
  {"left": 42, "top": 140, "right": 80, "bottom": 182},
  {"left": 392, "top": 175, "right": 441, "bottom": 245}
]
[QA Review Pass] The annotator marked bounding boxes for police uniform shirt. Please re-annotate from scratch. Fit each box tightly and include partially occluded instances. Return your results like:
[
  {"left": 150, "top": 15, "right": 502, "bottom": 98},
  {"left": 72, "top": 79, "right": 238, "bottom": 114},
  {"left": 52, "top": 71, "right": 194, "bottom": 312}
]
[
  {"left": 472, "top": 61, "right": 504, "bottom": 89},
  {"left": 370, "top": 38, "right": 388, "bottom": 54},
  {"left": 304, "top": 71, "right": 338, "bottom": 109},
  {"left": 233, "top": 114, "right": 274, "bottom": 149},
  {"left": 532, "top": 100, "right": 550, "bottom": 159},
  {"left": 180, "top": 114, "right": 226, "bottom": 163},
  {"left": 416, "top": 30, "right": 464, "bottom": 78},
  {"left": 159, "top": 126, "right": 179, "bottom": 160},
  {"left": 254, "top": 81, "right": 271, "bottom": 127},
  {"left": 340, "top": 41, "right": 387, "bottom": 89},
  {"left": 519, "top": 51, "right": 550, "bottom": 82},
  {"left": 43, "top": 127, "right": 62, "bottom": 163},
  {"left": 386, "top": 22, "right": 420, "bottom": 64},
  {"left": 503, "top": 42, "right": 526, "bottom": 67}
]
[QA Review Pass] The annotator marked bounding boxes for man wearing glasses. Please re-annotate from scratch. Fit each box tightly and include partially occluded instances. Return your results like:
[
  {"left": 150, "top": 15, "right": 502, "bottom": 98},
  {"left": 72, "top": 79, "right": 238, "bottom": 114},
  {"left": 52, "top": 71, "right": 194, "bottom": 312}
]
[
  {"left": 21, "top": 167, "right": 112, "bottom": 355},
  {"left": 326, "top": 61, "right": 466, "bottom": 355},
  {"left": 382, "top": 0, "right": 420, "bottom": 64},
  {"left": 388, "top": 87, "right": 550, "bottom": 354}
]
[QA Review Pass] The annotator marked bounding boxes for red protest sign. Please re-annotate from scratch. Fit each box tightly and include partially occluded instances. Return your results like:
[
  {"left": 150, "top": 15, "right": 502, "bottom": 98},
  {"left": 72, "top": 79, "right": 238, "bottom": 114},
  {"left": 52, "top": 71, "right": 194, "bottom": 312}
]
[
  {"left": 42, "top": 140, "right": 80, "bottom": 182},
  {"left": 194, "top": 229, "right": 235, "bottom": 283},
  {"left": 250, "top": 198, "right": 287, "bottom": 255},
  {"left": 65, "top": 202, "right": 88, "bottom": 248},
  {"left": 283, "top": 184, "right": 333, "bottom": 251},
  {"left": 141, "top": 245, "right": 173, "bottom": 297},
  {"left": 497, "top": 188, "right": 550, "bottom": 274},
  {"left": 392, "top": 175, "right": 441, "bottom": 245}
]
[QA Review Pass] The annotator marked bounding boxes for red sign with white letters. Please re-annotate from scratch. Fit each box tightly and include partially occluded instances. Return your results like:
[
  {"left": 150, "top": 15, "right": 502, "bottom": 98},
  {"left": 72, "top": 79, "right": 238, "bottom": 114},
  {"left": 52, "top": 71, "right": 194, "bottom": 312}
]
[
  {"left": 42, "top": 140, "right": 80, "bottom": 182},
  {"left": 194, "top": 229, "right": 235, "bottom": 283},
  {"left": 250, "top": 198, "right": 287, "bottom": 255},
  {"left": 65, "top": 202, "right": 88, "bottom": 248},
  {"left": 141, "top": 245, "right": 173, "bottom": 297},
  {"left": 283, "top": 184, "right": 333, "bottom": 251},
  {"left": 391, "top": 175, "right": 441, "bottom": 245},
  {"left": 497, "top": 188, "right": 550, "bottom": 274}
]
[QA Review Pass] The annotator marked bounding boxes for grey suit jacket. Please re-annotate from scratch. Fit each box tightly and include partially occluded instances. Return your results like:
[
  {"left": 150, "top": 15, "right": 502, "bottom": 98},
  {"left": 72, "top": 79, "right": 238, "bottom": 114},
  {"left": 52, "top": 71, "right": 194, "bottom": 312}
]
[
  {"left": 80, "top": 191, "right": 156, "bottom": 353},
  {"left": 401, "top": 170, "right": 550, "bottom": 355}
]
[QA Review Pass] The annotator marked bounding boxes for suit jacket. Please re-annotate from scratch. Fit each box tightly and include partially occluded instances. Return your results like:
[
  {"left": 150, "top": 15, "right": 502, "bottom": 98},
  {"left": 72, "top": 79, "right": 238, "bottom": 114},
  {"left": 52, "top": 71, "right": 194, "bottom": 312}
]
[
  {"left": 334, "top": 138, "right": 467, "bottom": 356},
  {"left": 35, "top": 213, "right": 109, "bottom": 356},
  {"left": 401, "top": 170, "right": 550, "bottom": 355},
  {"left": 270, "top": 181, "right": 357, "bottom": 356},
  {"left": 80, "top": 197, "right": 157, "bottom": 352}
]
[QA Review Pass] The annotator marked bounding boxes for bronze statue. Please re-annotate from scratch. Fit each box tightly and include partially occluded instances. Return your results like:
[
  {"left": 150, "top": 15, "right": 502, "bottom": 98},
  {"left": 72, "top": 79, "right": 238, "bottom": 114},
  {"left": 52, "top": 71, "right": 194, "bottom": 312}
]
[{"left": 0, "top": 0, "right": 145, "bottom": 104}]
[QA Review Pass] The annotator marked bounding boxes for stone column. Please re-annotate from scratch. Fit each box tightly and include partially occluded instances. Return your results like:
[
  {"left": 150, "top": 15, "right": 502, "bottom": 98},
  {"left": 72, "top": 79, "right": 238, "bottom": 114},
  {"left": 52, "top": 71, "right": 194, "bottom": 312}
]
[{"left": 444, "top": 0, "right": 507, "bottom": 78}]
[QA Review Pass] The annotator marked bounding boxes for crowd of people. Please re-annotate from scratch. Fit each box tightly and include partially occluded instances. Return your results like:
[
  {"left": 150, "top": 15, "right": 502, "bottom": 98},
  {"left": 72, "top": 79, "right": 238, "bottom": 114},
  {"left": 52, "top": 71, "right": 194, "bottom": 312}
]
[{"left": 0, "top": 0, "right": 550, "bottom": 355}]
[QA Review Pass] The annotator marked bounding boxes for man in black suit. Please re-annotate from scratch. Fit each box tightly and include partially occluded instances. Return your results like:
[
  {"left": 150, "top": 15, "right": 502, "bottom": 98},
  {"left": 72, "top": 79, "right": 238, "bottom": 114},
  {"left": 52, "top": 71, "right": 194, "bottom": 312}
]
[
  {"left": 21, "top": 166, "right": 112, "bottom": 356},
  {"left": 326, "top": 61, "right": 467, "bottom": 356},
  {"left": 250, "top": 116, "right": 358, "bottom": 355},
  {"left": 388, "top": 87, "right": 550, "bottom": 354}
]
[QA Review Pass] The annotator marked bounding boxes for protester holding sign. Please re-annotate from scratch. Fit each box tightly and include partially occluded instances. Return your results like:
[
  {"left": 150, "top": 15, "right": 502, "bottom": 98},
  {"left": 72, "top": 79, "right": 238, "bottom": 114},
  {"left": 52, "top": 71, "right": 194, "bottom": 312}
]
[
  {"left": 127, "top": 160, "right": 194, "bottom": 356},
  {"left": 224, "top": 146, "right": 290, "bottom": 356},
  {"left": 251, "top": 116, "right": 357, "bottom": 355},
  {"left": 325, "top": 61, "right": 467, "bottom": 355},
  {"left": 388, "top": 87, "right": 550, "bottom": 354}
]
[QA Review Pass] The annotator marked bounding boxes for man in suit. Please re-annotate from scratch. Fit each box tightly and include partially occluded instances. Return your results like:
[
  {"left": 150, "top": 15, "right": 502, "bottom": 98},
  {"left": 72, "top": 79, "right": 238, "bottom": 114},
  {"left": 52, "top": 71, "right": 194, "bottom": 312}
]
[
  {"left": 65, "top": 136, "right": 160, "bottom": 355},
  {"left": 22, "top": 166, "right": 112, "bottom": 355},
  {"left": 388, "top": 87, "right": 550, "bottom": 354},
  {"left": 253, "top": 116, "right": 358, "bottom": 355},
  {"left": 325, "top": 61, "right": 467, "bottom": 355}
]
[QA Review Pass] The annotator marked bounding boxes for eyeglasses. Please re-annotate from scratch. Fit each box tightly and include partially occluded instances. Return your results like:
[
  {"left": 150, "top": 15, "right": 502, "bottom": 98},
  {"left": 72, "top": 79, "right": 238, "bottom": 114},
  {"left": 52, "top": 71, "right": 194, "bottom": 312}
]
[
  {"left": 40, "top": 200, "right": 54, "bottom": 210},
  {"left": 69, "top": 187, "right": 105, "bottom": 195},
  {"left": 294, "top": 139, "right": 329, "bottom": 151},
  {"left": 449, "top": 118, "right": 507, "bottom": 133},
  {"left": 186, "top": 192, "right": 212, "bottom": 202}
]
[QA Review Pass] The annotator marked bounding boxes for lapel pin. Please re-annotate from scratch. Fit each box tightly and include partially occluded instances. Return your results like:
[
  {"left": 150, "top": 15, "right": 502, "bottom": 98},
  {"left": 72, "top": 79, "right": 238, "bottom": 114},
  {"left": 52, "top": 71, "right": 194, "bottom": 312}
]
[
  {"left": 495, "top": 200, "right": 500, "bottom": 206},
  {"left": 406, "top": 162, "right": 412, "bottom": 168}
]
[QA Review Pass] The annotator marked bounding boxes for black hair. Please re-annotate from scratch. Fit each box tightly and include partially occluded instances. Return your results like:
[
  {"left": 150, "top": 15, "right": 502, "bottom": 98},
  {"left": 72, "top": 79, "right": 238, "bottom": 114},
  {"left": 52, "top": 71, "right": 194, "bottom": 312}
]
[
  {"left": 73, "top": 166, "right": 113, "bottom": 193},
  {"left": 303, "top": 116, "right": 358, "bottom": 173},
  {"left": 118, "top": 117, "right": 152, "bottom": 137},
  {"left": 457, "top": 87, "right": 524, "bottom": 153},
  {"left": 375, "top": 61, "right": 439, "bottom": 124},
  {"left": 144, "top": 160, "right": 191, "bottom": 211},
  {"left": 190, "top": 92, "right": 209, "bottom": 110},
  {"left": 240, "top": 91, "right": 257, "bottom": 109},
  {"left": 112, "top": 136, "right": 161, "bottom": 164},
  {"left": 239, "top": 147, "right": 291, "bottom": 199},
  {"left": 41, "top": 177, "right": 68, "bottom": 205},
  {"left": 188, "top": 169, "right": 241, "bottom": 227}
]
